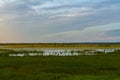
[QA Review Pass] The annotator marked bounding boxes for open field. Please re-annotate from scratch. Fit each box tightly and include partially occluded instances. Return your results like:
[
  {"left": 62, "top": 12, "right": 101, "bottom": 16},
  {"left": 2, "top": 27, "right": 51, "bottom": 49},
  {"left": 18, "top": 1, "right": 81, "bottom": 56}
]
[
  {"left": 0, "top": 55, "right": 120, "bottom": 80},
  {"left": 0, "top": 43, "right": 120, "bottom": 80},
  {"left": 0, "top": 43, "right": 120, "bottom": 48}
]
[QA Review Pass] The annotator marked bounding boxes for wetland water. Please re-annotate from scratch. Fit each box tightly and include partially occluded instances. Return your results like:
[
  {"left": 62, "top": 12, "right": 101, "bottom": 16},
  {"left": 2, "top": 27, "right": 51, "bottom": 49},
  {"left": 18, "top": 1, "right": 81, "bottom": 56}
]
[{"left": 2, "top": 48, "right": 119, "bottom": 56}]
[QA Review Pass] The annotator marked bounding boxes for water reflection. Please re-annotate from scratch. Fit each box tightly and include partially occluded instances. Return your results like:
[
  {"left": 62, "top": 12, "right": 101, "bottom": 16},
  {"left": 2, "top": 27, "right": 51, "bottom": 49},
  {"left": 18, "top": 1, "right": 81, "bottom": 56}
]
[{"left": 6, "top": 48, "right": 119, "bottom": 57}]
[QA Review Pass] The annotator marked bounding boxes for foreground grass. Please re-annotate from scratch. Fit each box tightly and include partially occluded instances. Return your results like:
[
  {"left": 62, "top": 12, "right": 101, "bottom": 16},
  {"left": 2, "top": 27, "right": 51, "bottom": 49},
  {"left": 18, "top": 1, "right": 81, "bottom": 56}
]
[
  {"left": 61, "top": 75, "right": 120, "bottom": 80},
  {"left": 0, "top": 55, "right": 120, "bottom": 80}
]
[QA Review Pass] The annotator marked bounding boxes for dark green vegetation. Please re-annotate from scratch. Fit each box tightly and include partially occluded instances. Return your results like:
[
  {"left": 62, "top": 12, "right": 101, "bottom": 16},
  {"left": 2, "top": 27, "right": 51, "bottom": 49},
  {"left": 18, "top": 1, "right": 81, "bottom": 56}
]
[{"left": 0, "top": 54, "right": 120, "bottom": 80}]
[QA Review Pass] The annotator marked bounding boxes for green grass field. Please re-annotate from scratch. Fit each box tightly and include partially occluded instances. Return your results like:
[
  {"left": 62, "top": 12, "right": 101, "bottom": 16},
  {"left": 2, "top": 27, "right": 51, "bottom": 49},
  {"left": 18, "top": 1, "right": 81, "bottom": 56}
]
[
  {"left": 0, "top": 43, "right": 120, "bottom": 80},
  {"left": 0, "top": 55, "right": 120, "bottom": 80}
]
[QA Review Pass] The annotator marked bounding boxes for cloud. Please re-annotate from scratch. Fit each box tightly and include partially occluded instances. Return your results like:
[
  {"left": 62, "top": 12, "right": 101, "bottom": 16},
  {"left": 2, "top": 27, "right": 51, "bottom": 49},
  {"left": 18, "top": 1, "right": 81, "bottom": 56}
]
[
  {"left": 26, "top": 23, "right": 120, "bottom": 42},
  {"left": 0, "top": 0, "right": 120, "bottom": 42},
  {"left": 106, "top": 30, "right": 120, "bottom": 37}
]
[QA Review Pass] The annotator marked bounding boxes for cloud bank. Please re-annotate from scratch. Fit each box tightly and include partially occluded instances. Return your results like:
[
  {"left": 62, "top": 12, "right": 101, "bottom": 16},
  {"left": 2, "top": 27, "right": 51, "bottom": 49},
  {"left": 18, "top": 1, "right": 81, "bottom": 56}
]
[{"left": 0, "top": 0, "right": 120, "bottom": 42}]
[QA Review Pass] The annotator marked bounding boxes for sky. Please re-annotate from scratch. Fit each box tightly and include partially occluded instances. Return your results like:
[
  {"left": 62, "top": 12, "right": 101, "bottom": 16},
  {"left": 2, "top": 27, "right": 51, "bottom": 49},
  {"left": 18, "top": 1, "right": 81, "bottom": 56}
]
[{"left": 0, "top": 0, "right": 120, "bottom": 43}]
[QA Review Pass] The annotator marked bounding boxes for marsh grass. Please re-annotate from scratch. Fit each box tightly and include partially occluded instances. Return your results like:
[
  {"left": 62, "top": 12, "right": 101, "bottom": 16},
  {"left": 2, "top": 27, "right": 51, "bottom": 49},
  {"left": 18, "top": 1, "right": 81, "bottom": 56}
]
[{"left": 0, "top": 55, "right": 120, "bottom": 80}]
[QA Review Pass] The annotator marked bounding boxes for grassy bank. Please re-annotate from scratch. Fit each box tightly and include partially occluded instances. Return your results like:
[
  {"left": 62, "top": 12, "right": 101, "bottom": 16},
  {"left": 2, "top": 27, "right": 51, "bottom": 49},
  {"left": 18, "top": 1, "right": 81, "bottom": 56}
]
[
  {"left": 1, "top": 43, "right": 120, "bottom": 48},
  {"left": 0, "top": 55, "right": 120, "bottom": 80}
]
